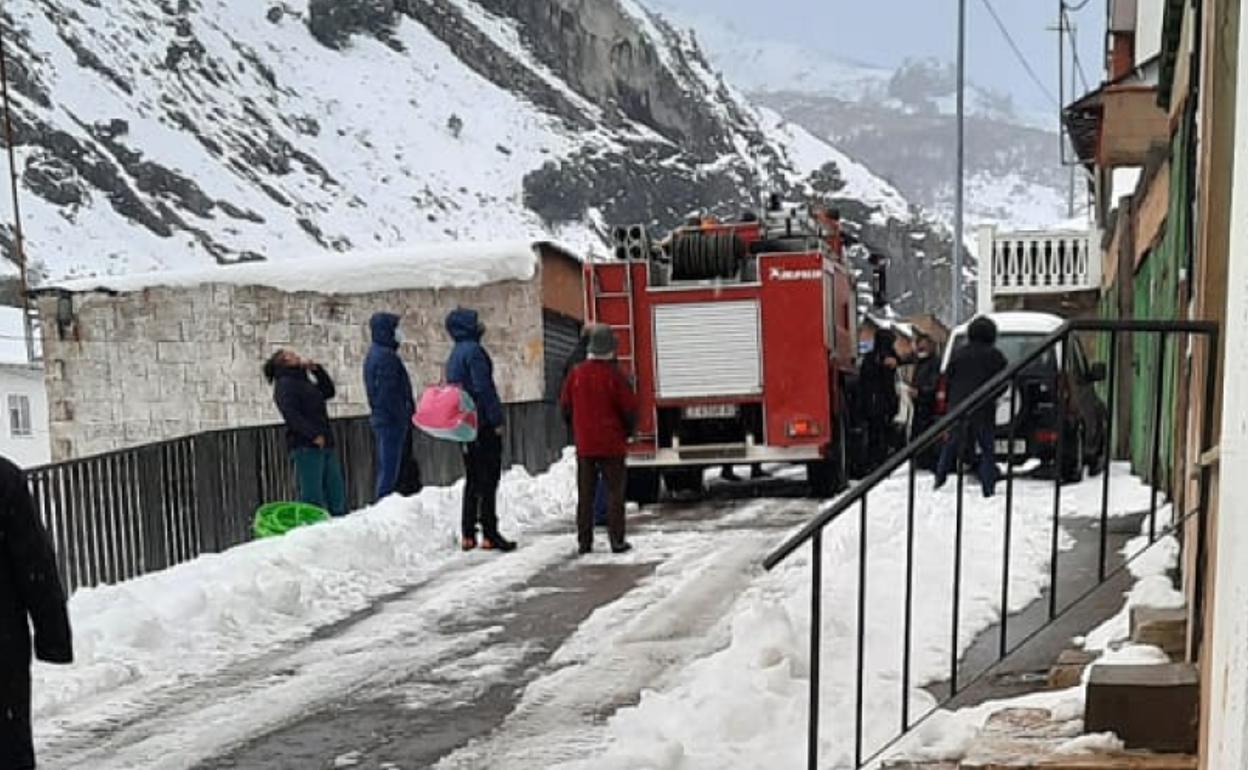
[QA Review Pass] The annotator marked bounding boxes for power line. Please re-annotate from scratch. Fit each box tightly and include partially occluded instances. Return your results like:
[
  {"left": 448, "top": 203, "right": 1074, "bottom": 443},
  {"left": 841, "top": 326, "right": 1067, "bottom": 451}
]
[
  {"left": 1064, "top": 8, "right": 1093, "bottom": 92},
  {"left": 977, "top": 0, "right": 1060, "bottom": 107}
]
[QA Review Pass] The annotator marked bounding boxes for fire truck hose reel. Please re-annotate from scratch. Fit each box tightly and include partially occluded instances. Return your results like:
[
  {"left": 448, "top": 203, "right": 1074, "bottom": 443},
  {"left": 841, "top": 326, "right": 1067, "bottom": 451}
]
[{"left": 671, "top": 232, "right": 744, "bottom": 280}]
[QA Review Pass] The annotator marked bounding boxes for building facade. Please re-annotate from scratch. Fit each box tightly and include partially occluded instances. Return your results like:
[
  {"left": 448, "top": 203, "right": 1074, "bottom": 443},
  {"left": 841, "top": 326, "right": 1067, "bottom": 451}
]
[{"left": 35, "top": 241, "right": 582, "bottom": 461}]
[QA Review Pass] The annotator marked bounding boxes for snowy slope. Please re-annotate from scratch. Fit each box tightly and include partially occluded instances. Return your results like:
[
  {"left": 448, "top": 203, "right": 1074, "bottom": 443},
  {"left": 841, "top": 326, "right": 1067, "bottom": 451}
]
[
  {"left": 0, "top": 0, "right": 930, "bottom": 284},
  {"left": 646, "top": 2, "right": 891, "bottom": 102}
]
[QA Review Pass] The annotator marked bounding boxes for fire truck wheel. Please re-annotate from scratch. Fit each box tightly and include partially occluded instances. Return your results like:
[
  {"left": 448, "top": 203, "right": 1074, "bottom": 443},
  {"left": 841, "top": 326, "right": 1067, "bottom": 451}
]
[
  {"left": 626, "top": 468, "right": 661, "bottom": 507},
  {"left": 663, "top": 469, "right": 704, "bottom": 496},
  {"left": 808, "top": 408, "right": 849, "bottom": 498}
]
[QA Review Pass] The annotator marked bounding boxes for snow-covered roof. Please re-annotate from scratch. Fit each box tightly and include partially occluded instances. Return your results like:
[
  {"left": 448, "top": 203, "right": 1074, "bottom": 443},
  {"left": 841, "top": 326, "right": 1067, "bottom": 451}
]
[
  {"left": 0, "top": 307, "right": 32, "bottom": 366},
  {"left": 44, "top": 241, "right": 559, "bottom": 296}
]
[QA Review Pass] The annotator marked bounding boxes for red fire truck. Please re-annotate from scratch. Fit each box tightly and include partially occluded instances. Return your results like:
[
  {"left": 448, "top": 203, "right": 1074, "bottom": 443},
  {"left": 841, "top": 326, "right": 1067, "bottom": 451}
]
[{"left": 584, "top": 200, "right": 860, "bottom": 503}]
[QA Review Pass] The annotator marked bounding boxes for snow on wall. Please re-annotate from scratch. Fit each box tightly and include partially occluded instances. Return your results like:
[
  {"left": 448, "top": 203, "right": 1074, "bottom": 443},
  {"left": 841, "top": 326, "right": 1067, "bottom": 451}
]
[
  {"left": 36, "top": 273, "right": 546, "bottom": 461},
  {"left": 47, "top": 241, "right": 543, "bottom": 296}
]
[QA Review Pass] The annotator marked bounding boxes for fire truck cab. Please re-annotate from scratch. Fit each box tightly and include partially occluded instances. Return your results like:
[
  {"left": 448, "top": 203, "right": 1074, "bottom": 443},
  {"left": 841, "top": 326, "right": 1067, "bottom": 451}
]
[{"left": 584, "top": 200, "right": 859, "bottom": 503}]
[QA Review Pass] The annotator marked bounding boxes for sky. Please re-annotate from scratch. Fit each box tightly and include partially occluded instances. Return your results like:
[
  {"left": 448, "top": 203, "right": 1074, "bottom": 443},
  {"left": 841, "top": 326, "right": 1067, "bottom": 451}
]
[{"left": 654, "top": 0, "right": 1107, "bottom": 115}]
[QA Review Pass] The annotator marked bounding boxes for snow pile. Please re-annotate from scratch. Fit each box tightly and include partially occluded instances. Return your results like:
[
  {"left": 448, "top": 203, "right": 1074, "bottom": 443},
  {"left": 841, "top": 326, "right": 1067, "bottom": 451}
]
[
  {"left": 1082, "top": 512, "right": 1185, "bottom": 653},
  {"left": 1055, "top": 732, "right": 1126, "bottom": 755},
  {"left": 579, "top": 467, "right": 1155, "bottom": 769},
  {"left": 48, "top": 240, "right": 548, "bottom": 295},
  {"left": 31, "top": 454, "right": 577, "bottom": 717}
]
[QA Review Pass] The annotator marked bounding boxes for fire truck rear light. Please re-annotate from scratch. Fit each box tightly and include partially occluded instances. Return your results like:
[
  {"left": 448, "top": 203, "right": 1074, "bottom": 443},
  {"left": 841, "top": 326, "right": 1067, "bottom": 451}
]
[
  {"left": 1034, "top": 430, "right": 1058, "bottom": 444},
  {"left": 787, "top": 419, "right": 821, "bottom": 438}
]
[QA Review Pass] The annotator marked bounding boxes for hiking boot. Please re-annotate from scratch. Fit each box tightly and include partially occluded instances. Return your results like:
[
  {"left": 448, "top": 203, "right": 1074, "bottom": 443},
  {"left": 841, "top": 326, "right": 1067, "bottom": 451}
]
[
  {"left": 461, "top": 536, "right": 478, "bottom": 551},
  {"left": 482, "top": 534, "right": 517, "bottom": 552},
  {"left": 611, "top": 541, "right": 633, "bottom": 555},
  {"left": 578, "top": 543, "right": 593, "bottom": 556}
]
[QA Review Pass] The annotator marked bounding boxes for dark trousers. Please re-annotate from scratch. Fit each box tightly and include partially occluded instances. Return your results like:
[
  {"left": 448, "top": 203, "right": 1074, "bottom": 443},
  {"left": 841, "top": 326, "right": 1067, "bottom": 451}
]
[
  {"left": 462, "top": 429, "right": 503, "bottom": 540},
  {"left": 373, "top": 424, "right": 406, "bottom": 500},
  {"left": 292, "top": 448, "right": 347, "bottom": 516},
  {"left": 0, "top": 666, "right": 34, "bottom": 770},
  {"left": 936, "top": 422, "right": 999, "bottom": 496},
  {"left": 866, "top": 415, "right": 893, "bottom": 471},
  {"left": 577, "top": 457, "right": 626, "bottom": 551},
  {"left": 910, "top": 402, "right": 939, "bottom": 470}
]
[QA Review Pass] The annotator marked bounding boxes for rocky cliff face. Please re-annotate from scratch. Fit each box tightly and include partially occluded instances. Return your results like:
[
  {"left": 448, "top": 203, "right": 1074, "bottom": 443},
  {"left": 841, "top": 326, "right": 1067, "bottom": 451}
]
[{"left": 0, "top": 0, "right": 957, "bottom": 317}]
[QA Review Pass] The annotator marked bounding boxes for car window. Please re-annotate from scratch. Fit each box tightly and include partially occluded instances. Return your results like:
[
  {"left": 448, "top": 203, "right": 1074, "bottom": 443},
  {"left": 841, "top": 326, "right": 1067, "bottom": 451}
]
[{"left": 951, "top": 333, "right": 1056, "bottom": 370}]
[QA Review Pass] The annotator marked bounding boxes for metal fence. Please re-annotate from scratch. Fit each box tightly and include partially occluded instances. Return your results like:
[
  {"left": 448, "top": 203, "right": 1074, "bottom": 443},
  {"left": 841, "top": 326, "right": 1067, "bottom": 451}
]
[
  {"left": 26, "top": 402, "right": 567, "bottom": 594},
  {"left": 763, "top": 319, "right": 1219, "bottom": 770}
]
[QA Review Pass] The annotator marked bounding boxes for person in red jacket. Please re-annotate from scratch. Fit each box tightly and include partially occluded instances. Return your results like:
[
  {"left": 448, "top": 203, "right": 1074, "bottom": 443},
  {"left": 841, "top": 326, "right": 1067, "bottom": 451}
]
[{"left": 560, "top": 324, "right": 638, "bottom": 555}]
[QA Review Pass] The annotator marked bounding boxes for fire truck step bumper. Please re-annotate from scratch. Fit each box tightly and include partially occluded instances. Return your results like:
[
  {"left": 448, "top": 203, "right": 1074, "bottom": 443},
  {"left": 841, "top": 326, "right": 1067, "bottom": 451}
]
[{"left": 627, "top": 444, "right": 823, "bottom": 468}]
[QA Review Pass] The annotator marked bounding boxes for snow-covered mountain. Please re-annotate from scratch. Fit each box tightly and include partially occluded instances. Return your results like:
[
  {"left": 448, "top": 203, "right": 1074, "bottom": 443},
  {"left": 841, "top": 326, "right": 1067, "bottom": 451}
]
[
  {"left": 0, "top": 0, "right": 968, "bottom": 318},
  {"left": 649, "top": 4, "right": 1081, "bottom": 232}
]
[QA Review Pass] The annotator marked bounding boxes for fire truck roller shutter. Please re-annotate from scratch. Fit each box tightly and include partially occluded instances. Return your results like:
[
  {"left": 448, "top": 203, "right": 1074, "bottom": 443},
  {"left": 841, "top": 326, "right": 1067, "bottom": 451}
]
[{"left": 653, "top": 301, "right": 762, "bottom": 398}]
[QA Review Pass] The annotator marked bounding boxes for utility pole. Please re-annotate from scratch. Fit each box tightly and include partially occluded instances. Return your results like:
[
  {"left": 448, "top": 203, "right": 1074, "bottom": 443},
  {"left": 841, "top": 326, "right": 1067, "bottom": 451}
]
[
  {"left": 0, "top": 24, "right": 34, "bottom": 363},
  {"left": 1051, "top": 3, "right": 1074, "bottom": 219},
  {"left": 1067, "top": 18, "right": 1078, "bottom": 219},
  {"left": 953, "top": 0, "right": 965, "bottom": 326}
]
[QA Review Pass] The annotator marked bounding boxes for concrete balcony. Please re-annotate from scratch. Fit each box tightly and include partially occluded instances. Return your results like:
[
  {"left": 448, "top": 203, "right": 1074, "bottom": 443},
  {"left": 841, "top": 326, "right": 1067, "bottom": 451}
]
[{"left": 978, "top": 226, "right": 1101, "bottom": 314}]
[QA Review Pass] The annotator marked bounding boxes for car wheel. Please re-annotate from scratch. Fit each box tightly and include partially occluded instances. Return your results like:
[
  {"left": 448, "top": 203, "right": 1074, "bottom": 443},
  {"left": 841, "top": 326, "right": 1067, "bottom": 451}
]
[{"left": 1063, "top": 425, "right": 1086, "bottom": 485}]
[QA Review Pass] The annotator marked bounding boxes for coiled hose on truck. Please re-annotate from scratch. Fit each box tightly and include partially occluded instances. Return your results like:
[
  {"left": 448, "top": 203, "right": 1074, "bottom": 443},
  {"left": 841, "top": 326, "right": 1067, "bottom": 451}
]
[{"left": 669, "top": 231, "right": 746, "bottom": 280}]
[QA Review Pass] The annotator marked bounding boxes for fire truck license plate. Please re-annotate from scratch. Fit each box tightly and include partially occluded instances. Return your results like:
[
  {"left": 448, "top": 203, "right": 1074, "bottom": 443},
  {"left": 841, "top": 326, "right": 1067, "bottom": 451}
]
[{"left": 684, "top": 404, "right": 738, "bottom": 420}]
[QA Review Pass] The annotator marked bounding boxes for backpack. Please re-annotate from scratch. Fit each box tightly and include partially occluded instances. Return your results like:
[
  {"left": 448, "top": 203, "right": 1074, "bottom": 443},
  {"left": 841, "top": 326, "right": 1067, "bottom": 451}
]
[{"left": 413, "top": 383, "right": 478, "bottom": 442}]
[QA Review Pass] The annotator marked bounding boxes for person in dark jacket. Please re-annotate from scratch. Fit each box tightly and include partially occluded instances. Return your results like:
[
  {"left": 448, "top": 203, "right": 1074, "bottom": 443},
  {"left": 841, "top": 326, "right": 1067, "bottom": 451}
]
[
  {"left": 1, "top": 455, "right": 73, "bottom": 770},
  {"left": 909, "top": 333, "right": 943, "bottom": 470},
  {"left": 858, "top": 327, "right": 901, "bottom": 472},
  {"left": 264, "top": 349, "right": 347, "bottom": 517},
  {"left": 934, "top": 316, "right": 1009, "bottom": 497},
  {"left": 445, "top": 308, "right": 516, "bottom": 552},
  {"left": 364, "top": 312, "right": 420, "bottom": 501},
  {"left": 561, "top": 325, "right": 638, "bottom": 555}
]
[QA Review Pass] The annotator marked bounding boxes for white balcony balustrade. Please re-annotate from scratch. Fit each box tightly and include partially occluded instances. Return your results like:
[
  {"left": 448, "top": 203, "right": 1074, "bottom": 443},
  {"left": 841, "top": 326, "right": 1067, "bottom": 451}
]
[{"left": 977, "top": 226, "right": 1100, "bottom": 312}]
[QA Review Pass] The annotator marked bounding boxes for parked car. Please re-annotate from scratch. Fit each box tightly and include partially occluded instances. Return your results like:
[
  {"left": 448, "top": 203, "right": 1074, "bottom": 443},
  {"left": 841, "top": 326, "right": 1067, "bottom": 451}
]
[{"left": 936, "top": 312, "right": 1108, "bottom": 482}]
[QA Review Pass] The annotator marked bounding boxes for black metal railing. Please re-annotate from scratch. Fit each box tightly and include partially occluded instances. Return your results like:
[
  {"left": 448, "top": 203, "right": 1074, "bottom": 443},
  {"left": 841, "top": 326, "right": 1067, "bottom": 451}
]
[
  {"left": 25, "top": 402, "right": 567, "bottom": 595},
  {"left": 764, "top": 319, "right": 1219, "bottom": 770}
]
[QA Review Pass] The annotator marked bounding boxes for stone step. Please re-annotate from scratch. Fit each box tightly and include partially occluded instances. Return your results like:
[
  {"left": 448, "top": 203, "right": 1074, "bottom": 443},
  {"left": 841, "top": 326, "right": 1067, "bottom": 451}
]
[
  {"left": 1129, "top": 606, "right": 1187, "bottom": 660},
  {"left": 1085, "top": 664, "right": 1199, "bottom": 754},
  {"left": 1048, "top": 648, "right": 1099, "bottom": 689}
]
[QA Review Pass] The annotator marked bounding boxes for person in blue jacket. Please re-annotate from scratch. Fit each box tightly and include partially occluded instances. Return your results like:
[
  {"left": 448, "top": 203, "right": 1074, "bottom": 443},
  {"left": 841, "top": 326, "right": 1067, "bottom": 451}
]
[
  {"left": 445, "top": 308, "right": 516, "bottom": 552},
  {"left": 364, "top": 312, "right": 418, "bottom": 500}
]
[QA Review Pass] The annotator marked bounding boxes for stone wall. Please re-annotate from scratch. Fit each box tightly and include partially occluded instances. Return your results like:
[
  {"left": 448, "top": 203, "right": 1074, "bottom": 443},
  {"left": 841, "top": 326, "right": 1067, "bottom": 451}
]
[{"left": 38, "top": 277, "right": 544, "bottom": 461}]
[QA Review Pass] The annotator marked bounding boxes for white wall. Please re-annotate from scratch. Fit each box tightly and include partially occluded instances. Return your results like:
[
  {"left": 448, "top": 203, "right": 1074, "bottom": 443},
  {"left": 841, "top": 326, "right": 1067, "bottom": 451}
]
[
  {"left": 1204, "top": 10, "right": 1248, "bottom": 764},
  {"left": 1135, "top": 0, "right": 1166, "bottom": 66},
  {"left": 0, "top": 365, "right": 51, "bottom": 468}
]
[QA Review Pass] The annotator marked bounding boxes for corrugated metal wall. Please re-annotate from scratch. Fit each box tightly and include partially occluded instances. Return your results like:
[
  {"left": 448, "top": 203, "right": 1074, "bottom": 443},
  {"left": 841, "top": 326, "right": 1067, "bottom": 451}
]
[
  {"left": 1128, "top": 118, "right": 1188, "bottom": 488},
  {"left": 543, "top": 311, "right": 582, "bottom": 401}
]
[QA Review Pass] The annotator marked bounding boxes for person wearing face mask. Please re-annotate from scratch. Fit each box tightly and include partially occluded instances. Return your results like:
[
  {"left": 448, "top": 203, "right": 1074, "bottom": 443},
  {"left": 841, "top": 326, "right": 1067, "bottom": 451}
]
[
  {"left": 445, "top": 308, "right": 516, "bottom": 553},
  {"left": 365, "top": 312, "right": 420, "bottom": 501}
]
